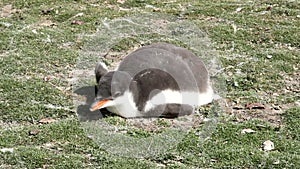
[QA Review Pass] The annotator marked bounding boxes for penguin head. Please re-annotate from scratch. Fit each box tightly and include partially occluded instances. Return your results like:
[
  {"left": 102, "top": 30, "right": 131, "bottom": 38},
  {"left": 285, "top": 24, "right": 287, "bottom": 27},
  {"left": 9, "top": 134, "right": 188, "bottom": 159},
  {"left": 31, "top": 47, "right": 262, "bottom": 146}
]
[{"left": 90, "top": 69, "right": 132, "bottom": 112}]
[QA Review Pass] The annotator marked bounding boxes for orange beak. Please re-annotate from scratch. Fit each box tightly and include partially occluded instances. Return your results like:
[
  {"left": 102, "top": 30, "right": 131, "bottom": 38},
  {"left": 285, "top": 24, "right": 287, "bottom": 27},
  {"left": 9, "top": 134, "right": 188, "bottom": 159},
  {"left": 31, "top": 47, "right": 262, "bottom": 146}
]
[{"left": 90, "top": 99, "right": 111, "bottom": 112}]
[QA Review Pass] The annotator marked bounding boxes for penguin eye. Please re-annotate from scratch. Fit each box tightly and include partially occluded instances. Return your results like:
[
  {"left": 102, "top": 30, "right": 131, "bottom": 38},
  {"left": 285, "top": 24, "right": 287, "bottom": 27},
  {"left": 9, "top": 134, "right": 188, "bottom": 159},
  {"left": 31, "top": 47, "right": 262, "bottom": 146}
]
[{"left": 113, "top": 91, "right": 122, "bottom": 98}]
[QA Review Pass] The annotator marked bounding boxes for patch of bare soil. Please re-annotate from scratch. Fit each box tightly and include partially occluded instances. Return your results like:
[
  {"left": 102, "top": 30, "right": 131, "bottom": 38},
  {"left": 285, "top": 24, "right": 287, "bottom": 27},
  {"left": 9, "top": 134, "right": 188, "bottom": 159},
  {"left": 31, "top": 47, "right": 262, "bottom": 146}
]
[
  {"left": 0, "top": 120, "right": 32, "bottom": 130},
  {"left": 224, "top": 62, "right": 300, "bottom": 126},
  {"left": 283, "top": 70, "right": 300, "bottom": 98},
  {"left": 234, "top": 103, "right": 300, "bottom": 128},
  {"left": 0, "top": 4, "right": 18, "bottom": 18},
  {"left": 226, "top": 100, "right": 284, "bottom": 126},
  {"left": 101, "top": 44, "right": 141, "bottom": 68},
  {"left": 124, "top": 112, "right": 207, "bottom": 132}
]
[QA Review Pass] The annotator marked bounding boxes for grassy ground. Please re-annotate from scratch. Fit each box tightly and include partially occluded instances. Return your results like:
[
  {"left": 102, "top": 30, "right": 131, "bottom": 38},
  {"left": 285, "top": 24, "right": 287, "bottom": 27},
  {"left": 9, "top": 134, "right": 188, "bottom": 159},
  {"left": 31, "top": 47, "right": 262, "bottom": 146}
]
[{"left": 0, "top": 0, "right": 299, "bottom": 168}]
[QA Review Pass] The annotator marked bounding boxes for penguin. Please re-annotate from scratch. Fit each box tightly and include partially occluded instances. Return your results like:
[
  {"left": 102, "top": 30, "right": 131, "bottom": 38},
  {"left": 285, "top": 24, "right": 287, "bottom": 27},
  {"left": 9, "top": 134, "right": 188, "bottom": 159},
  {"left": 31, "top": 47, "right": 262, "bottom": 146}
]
[{"left": 90, "top": 43, "right": 214, "bottom": 118}]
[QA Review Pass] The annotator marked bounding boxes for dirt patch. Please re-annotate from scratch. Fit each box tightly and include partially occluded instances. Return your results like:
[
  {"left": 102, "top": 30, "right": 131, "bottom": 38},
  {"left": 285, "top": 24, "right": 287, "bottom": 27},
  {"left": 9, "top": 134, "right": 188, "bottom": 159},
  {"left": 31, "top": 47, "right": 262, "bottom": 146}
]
[
  {"left": 0, "top": 4, "right": 18, "bottom": 18},
  {"left": 101, "top": 45, "right": 141, "bottom": 69},
  {"left": 124, "top": 112, "right": 208, "bottom": 132},
  {"left": 283, "top": 70, "right": 300, "bottom": 96},
  {"left": 0, "top": 120, "right": 32, "bottom": 131},
  {"left": 225, "top": 99, "right": 298, "bottom": 126}
]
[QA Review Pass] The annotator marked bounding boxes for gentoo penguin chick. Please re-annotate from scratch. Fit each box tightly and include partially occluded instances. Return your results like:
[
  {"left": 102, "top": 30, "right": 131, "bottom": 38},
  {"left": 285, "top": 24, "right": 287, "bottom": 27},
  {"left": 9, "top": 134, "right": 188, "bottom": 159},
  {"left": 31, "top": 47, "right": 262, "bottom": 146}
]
[{"left": 90, "top": 43, "right": 214, "bottom": 118}]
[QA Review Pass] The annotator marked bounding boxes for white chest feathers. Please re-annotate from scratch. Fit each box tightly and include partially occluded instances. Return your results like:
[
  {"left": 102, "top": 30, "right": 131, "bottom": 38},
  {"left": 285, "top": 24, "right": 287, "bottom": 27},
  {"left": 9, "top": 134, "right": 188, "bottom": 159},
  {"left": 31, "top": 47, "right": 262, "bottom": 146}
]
[{"left": 103, "top": 87, "right": 214, "bottom": 118}]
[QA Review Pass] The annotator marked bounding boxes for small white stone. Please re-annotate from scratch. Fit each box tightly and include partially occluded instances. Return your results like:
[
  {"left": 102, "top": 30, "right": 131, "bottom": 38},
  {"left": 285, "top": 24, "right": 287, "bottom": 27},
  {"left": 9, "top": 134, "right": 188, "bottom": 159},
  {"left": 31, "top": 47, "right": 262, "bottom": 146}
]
[
  {"left": 235, "top": 7, "right": 243, "bottom": 13},
  {"left": 231, "top": 23, "right": 237, "bottom": 34},
  {"left": 74, "top": 12, "right": 84, "bottom": 17},
  {"left": 0, "top": 148, "right": 14, "bottom": 153},
  {"left": 32, "top": 29, "right": 38, "bottom": 34},
  {"left": 234, "top": 81, "right": 239, "bottom": 87},
  {"left": 266, "top": 55, "right": 273, "bottom": 59},
  {"left": 241, "top": 128, "right": 256, "bottom": 134},
  {"left": 273, "top": 159, "right": 280, "bottom": 165},
  {"left": 262, "top": 140, "right": 274, "bottom": 151}
]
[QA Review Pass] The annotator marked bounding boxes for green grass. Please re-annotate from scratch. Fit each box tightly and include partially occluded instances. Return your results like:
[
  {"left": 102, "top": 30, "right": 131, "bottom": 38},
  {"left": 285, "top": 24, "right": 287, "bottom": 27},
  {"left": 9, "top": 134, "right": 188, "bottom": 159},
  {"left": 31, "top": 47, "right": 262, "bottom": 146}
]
[{"left": 1, "top": 0, "right": 299, "bottom": 168}]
